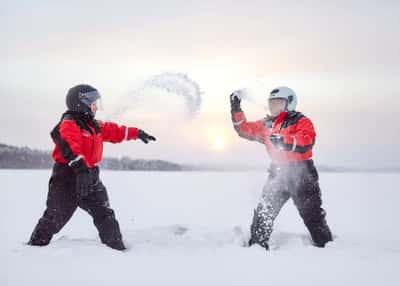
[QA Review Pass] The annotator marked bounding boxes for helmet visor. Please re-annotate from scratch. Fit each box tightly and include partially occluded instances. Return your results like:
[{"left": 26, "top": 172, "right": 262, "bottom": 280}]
[
  {"left": 79, "top": 90, "right": 103, "bottom": 111},
  {"left": 268, "top": 98, "right": 287, "bottom": 116}
]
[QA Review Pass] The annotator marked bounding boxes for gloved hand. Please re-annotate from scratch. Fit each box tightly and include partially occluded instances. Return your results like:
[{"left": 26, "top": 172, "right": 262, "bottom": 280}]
[
  {"left": 138, "top": 129, "right": 156, "bottom": 144},
  {"left": 269, "top": 134, "right": 290, "bottom": 150},
  {"left": 230, "top": 90, "right": 242, "bottom": 112},
  {"left": 76, "top": 170, "right": 93, "bottom": 198},
  {"left": 69, "top": 156, "right": 93, "bottom": 198}
]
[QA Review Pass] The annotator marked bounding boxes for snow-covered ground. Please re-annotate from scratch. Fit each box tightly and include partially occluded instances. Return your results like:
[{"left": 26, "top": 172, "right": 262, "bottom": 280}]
[{"left": 1, "top": 170, "right": 399, "bottom": 285}]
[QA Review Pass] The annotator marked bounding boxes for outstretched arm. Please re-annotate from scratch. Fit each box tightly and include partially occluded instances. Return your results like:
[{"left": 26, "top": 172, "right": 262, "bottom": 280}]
[
  {"left": 99, "top": 121, "right": 156, "bottom": 144},
  {"left": 99, "top": 121, "right": 138, "bottom": 143}
]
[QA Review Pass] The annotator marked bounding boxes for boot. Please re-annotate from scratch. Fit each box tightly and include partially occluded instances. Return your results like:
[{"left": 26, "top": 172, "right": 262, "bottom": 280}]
[
  {"left": 105, "top": 238, "right": 126, "bottom": 251},
  {"left": 249, "top": 237, "right": 269, "bottom": 251}
]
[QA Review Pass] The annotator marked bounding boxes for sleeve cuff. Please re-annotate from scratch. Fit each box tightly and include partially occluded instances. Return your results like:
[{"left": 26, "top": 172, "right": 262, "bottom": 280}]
[
  {"left": 68, "top": 156, "right": 88, "bottom": 173},
  {"left": 126, "top": 127, "right": 139, "bottom": 140}
]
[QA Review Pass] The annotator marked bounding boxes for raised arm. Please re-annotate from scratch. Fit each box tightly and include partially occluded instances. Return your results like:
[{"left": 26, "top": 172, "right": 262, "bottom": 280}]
[{"left": 230, "top": 91, "right": 267, "bottom": 144}]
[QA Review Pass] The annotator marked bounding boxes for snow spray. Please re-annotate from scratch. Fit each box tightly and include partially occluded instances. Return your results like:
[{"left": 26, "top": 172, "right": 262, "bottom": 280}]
[{"left": 108, "top": 72, "right": 202, "bottom": 120}]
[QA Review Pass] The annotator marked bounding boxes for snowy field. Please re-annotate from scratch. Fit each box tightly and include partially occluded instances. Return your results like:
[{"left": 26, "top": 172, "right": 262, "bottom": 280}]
[{"left": 1, "top": 170, "right": 399, "bottom": 285}]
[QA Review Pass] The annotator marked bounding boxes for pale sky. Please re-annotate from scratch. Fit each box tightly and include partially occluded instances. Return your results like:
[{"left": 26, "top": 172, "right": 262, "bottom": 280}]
[{"left": 1, "top": 0, "right": 400, "bottom": 168}]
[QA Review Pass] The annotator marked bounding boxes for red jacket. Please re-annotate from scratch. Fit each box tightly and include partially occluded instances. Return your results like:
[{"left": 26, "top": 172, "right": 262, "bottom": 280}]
[
  {"left": 51, "top": 113, "right": 138, "bottom": 168},
  {"left": 232, "top": 110, "right": 316, "bottom": 165}
]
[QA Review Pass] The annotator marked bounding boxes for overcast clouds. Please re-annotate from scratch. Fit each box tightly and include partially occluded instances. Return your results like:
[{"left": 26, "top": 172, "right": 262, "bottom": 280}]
[{"left": 1, "top": 0, "right": 399, "bottom": 168}]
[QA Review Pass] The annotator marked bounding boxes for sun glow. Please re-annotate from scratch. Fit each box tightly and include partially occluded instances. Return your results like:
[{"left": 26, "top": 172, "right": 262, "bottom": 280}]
[{"left": 213, "top": 136, "right": 225, "bottom": 152}]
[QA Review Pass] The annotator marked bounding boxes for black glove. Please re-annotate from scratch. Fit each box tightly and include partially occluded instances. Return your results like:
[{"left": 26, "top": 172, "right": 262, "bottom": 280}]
[
  {"left": 69, "top": 157, "right": 93, "bottom": 198},
  {"left": 76, "top": 170, "right": 93, "bottom": 198},
  {"left": 230, "top": 91, "right": 242, "bottom": 112},
  {"left": 138, "top": 129, "right": 156, "bottom": 144}
]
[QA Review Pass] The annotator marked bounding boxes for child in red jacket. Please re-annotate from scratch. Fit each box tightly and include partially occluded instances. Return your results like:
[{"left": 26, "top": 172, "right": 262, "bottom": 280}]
[
  {"left": 28, "top": 84, "right": 156, "bottom": 251},
  {"left": 230, "top": 87, "right": 332, "bottom": 250}
]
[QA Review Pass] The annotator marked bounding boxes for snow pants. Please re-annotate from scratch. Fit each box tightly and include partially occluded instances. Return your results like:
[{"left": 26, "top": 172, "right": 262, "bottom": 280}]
[
  {"left": 29, "top": 163, "right": 124, "bottom": 250},
  {"left": 250, "top": 160, "right": 332, "bottom": 247}
]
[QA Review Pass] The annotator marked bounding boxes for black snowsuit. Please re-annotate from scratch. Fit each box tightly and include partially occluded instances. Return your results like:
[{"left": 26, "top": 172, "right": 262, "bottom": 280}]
[
  {"left": 29, "top": 163, "right": 124, "bottom": 250},
  {"left": 250, "top": 160, "right": 333, "bottom": 248}
]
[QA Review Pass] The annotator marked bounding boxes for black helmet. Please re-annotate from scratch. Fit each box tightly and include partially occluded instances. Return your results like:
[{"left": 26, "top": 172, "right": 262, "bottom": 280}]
[{"left": 66, "top": 84, "right": 101, "bottom": 116}]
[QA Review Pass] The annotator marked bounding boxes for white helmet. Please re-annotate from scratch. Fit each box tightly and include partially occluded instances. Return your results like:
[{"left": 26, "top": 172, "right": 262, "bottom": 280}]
[{"left": 268, "top": 86, "right": 297, "bottom": 112}]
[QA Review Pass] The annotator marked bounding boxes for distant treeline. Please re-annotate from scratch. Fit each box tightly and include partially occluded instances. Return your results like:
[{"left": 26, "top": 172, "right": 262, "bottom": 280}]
[
  {"left": 1, "top": 143, "right": 399, "bottom": 173},
  {"left": 0, "top": 143, "right": 183, "bottom": 171}
]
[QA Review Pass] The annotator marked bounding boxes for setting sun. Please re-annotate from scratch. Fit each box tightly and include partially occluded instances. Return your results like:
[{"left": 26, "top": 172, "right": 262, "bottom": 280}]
[{"left": 213, "top": 136, "right": 225, "bottom": 152}]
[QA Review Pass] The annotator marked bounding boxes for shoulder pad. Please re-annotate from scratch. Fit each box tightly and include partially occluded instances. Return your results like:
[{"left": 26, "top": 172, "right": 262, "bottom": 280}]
[{"left": 281, "top": 112, "right": 305, "bottom": 128}]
